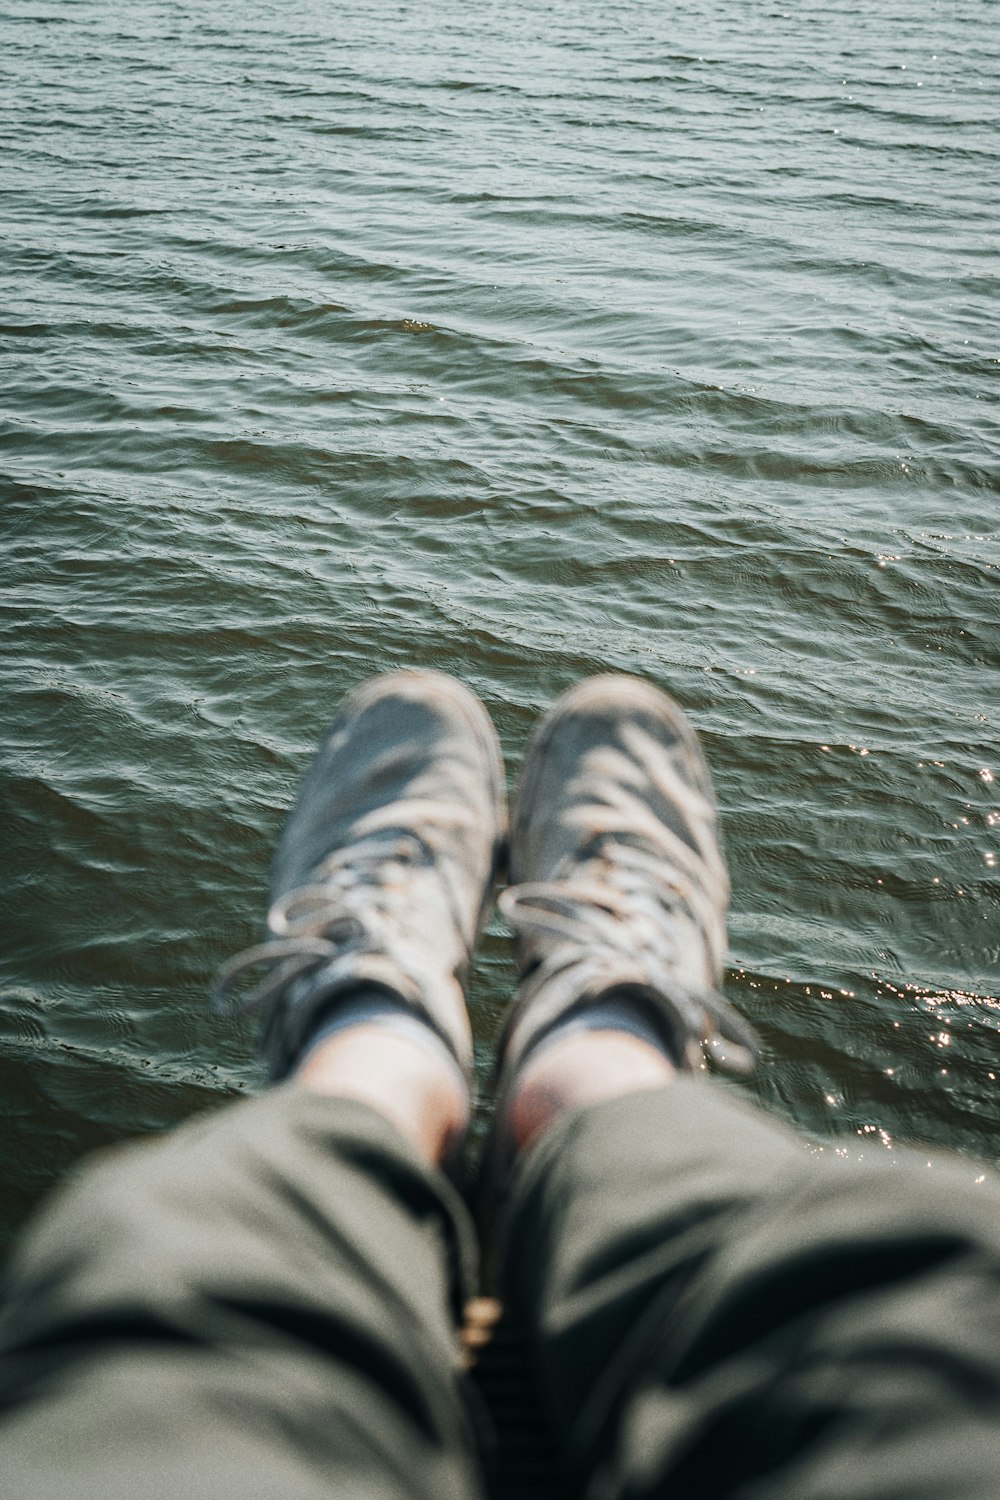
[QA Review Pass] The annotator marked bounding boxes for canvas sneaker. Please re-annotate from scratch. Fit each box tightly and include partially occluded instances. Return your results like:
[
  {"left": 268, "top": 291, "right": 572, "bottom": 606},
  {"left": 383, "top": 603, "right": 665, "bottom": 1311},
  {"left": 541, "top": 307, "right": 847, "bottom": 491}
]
[
  {"left": 213, "top": 670, "right": 507, "bottom": 1082},
  {"left": 495, "top": 675, "right": 757, "bottom": 1086}
]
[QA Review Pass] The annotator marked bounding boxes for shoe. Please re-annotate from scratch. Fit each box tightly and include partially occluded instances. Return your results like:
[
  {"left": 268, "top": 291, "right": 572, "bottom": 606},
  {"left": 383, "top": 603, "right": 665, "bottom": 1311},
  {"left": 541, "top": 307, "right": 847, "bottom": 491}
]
[
  {"left": 212, "top": 671, "right": 507, "bottom": 1081},
  {"left": 495, "top": 675, "right": 757, "bottom": 1085}
]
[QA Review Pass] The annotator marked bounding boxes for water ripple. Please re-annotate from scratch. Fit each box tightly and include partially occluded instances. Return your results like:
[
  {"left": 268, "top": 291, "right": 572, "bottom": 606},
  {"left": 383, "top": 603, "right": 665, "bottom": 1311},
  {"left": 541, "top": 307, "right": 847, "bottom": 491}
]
[{"left": 1, "top": 0, "right": 998, "bottom": 1248}]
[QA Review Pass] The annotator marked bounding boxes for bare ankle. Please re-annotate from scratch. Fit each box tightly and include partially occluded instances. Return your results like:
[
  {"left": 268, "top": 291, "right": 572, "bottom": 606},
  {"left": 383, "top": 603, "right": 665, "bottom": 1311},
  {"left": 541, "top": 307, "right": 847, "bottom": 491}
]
[
  {"left": 506, "top": 1029, "right": 676, "bottom": 1155},
  {"left": 294, "top": 1025, "right": 469, "bottom": 1165}
]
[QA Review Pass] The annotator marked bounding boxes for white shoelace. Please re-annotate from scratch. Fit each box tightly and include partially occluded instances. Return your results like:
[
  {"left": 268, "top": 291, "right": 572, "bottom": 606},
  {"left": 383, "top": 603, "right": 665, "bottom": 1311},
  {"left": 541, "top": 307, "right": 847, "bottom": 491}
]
[
  {"left": 499, "top": 841, "right": 758, "bottom": 1075},
  {"left": 210, "top": 833, "right": 424, "bottom": 1015}
]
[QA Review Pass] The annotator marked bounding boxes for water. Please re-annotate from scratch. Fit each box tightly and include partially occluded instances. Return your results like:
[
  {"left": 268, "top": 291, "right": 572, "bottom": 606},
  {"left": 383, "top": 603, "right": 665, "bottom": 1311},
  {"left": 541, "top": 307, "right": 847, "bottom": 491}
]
[{"left": 1, "top": 0, "right": 998, "bottom": 1253}]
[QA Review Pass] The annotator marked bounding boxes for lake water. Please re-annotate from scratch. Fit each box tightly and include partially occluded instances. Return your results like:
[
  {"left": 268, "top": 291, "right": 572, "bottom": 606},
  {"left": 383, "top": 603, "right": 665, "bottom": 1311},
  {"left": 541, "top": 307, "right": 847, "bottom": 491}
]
[{"left": 1, "top": 0, "right": 998, "bottom": 1253}]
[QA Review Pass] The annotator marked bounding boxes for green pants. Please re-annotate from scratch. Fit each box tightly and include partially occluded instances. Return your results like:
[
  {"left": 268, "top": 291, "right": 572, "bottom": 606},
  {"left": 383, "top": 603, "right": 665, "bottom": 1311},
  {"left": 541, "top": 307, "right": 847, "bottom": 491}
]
[{"left": 2, "top": 1079, "right": 1000, "bottom": 1499}]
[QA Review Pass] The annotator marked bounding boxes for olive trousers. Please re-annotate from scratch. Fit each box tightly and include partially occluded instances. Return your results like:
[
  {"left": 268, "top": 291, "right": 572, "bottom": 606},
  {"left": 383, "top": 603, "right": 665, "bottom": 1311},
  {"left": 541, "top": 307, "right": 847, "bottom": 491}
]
[{"left": 2, "top": 1078, "right": 1000, "bottom": 1499}]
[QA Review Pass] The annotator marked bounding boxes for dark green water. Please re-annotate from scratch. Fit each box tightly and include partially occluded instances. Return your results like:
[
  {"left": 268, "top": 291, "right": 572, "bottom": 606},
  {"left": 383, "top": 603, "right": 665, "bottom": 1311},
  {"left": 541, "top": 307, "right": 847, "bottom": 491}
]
[{"left": 2, "top": 0, "right": 998, "bottom": 1253}]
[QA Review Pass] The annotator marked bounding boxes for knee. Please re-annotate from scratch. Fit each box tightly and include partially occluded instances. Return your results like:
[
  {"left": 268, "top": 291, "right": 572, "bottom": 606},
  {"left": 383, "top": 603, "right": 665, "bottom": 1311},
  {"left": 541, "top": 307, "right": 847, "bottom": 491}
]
[{"left": 5, "top": 1123, "right": 233, "bottom": 1333}]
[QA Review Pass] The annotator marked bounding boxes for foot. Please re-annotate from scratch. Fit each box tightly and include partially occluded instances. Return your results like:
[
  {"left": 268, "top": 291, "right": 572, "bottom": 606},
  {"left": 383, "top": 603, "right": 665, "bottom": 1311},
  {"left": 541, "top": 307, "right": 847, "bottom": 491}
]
[
  {"left": 213, "top": 671, "right": 507, "bottom": 1087},
  {"left": 497, "top": 675, "right": 756, "bottom": 1137}
]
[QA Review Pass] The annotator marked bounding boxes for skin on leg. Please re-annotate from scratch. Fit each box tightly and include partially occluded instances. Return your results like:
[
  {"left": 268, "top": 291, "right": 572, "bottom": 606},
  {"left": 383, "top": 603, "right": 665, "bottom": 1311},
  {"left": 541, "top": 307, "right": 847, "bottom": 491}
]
[
  {"left": 294, "top": 1025, "right": 674, "bottom": 1168},
  {"left": 294, "top": 1024, "right": 470, "bottom": 1166},
  {"left": 506, "top": 1030, "right": 676, "bottom": 1155},
  {"left": 293, "top": 1022, "right": 675, "bottom": 1166}
]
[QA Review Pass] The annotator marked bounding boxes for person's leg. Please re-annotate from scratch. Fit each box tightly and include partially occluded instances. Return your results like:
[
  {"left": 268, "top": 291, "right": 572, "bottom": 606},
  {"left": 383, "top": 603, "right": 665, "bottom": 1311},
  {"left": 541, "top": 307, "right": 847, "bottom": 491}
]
[
  {"left": 0, "top": 1079, "right": 478, "bottom": 1500},
  {"left": 492, "top": 676, "right": 1000, "bottom": 1500},
  {"left": 505, "top": 1065, "right": 1000, "bottom": 1500},
  {"left": 0, "top": 670, "right": 507, "bottom": 1500}
]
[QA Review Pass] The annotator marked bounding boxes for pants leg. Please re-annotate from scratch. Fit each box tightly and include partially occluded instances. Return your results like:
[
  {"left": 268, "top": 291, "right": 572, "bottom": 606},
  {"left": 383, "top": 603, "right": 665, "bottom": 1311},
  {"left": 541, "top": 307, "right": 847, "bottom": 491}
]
[
  {"left": 0, "top": 1087, "right": 486, "bottom": 1500},
  {"left": 502, "top": 1077, "right": 1000, "bottom": 1500}
]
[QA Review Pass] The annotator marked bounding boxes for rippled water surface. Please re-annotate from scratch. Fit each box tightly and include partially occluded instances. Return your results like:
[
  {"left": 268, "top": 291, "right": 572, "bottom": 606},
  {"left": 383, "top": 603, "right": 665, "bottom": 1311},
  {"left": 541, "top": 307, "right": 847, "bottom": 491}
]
[{"left": 2, "top": 0, "right": 998, "bottom": 1251}]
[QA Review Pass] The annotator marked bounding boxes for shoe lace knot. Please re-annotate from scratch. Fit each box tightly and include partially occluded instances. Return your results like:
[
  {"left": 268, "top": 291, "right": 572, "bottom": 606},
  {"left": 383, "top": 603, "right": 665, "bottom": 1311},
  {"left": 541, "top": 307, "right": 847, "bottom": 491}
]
[
  {"left": 500, "top": 840, "right": 758, "bottom": 1076},
  {"left": 211, "top": 833, "right": 424, "bottom": 1015},
  {"left": 501, "top": 842, "right": 686, "bottom": 963}
]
